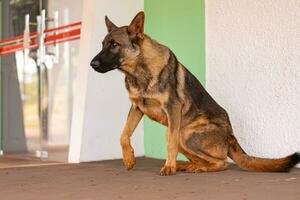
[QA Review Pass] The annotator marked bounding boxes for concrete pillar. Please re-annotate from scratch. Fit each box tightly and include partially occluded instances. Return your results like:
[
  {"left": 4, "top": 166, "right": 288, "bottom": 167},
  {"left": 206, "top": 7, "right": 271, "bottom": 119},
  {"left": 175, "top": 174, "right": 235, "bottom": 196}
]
[{"left": 69, "top": 0, "right": 144, "bottom": 162}]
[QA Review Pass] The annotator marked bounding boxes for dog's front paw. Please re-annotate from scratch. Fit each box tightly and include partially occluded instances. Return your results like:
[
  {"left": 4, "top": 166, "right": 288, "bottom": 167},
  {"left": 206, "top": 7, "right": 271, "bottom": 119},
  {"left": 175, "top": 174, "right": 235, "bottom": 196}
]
[
  {"left": 160, "top": 165, "right": 176, "bottom": 176},
  {"left": 122, "top": 148, "right": 136, "bottom": 170},
  {"left": 123, "top": 156, "right": 135, "bottom": 170}
]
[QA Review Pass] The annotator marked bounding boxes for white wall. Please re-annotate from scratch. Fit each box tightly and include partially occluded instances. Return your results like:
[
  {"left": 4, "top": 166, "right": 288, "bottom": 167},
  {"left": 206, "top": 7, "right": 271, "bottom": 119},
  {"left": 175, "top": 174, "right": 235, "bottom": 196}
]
[
  {"left": 69, "top": 0, "right": 144, "bottom": 162},
  {"left": 206, "top": 0, "right": 300, "bottom": 161}
]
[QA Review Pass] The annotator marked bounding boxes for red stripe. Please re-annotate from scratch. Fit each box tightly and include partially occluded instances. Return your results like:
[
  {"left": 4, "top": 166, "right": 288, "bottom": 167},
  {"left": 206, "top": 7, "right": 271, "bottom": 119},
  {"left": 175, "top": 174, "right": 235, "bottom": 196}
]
[
  {"left": 0, "top": 35, "right": 23, "bottom": 45},
  {"left": 0, "top": 32, "right": 38, "bottom": 46},
  {"left": 0, "top": 39, "right": 39, "bottom": 55},
  {"left": 45, "top": 36, "right": 81, "bottom": 46},
  {"left": 0, "top": 25, "right": 81, "bottom": 55},
  {"left": 0, "top": 44, "right": 23, "bottom": 55},
  {"left": 45, "top": 22, "right": 81, "bottom": 33},
  {"left": 44, "top": 29, "right": 80, "bottom": 43},
  {"left": 0, "top": 21, "right": 81, "bottom": 46},
  {"left": 0, "top": 34, "right": 81, "bottom": 55}
]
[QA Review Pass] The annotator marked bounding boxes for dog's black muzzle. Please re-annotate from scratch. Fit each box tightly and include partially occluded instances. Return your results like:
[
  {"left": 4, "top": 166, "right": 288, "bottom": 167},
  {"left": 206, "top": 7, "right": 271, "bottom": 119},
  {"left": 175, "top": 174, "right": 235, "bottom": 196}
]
[
  {"left": 90, "top": 52, "right": 120, "bottom": 73},
  {"left": 90, "top": 59, "right": 118, "bottom": 73}
]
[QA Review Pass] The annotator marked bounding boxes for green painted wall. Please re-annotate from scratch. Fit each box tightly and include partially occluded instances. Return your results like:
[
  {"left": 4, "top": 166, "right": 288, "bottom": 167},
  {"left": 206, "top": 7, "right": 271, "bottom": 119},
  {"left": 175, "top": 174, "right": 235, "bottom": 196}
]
[{"left": 144, "top": 0, "right": 205, "bottom": 159}]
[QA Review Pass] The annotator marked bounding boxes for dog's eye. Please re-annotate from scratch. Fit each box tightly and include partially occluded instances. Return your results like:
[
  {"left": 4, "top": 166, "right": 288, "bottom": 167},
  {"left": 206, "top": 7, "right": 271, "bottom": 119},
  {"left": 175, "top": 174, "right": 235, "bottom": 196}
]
[{"left": 111, "top": 42, "right": 119, "bottom": 49}]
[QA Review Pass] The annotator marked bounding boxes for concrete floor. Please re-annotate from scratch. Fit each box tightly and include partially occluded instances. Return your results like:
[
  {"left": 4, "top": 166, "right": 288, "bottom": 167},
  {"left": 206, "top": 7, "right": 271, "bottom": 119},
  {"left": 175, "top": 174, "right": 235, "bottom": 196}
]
[
  {"left": 0, "top": 154, "right": 62, "bottom": 169},
  {"left": 0, "top": 157, "right": 299, "bottom": 200}
]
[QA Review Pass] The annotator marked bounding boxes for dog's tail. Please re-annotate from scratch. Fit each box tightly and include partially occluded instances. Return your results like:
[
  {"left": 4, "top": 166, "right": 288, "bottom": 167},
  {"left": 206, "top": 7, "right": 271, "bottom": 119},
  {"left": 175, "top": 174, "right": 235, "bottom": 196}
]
[{"left": 228, "top": 136, "right": 300, "bottom": 172}]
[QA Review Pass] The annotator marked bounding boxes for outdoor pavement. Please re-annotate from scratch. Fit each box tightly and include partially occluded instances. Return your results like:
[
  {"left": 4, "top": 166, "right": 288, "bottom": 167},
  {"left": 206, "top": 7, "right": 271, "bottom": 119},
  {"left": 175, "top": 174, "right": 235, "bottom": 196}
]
[{"left": 0, "top": 157, "right": 299, "bottom": 200}]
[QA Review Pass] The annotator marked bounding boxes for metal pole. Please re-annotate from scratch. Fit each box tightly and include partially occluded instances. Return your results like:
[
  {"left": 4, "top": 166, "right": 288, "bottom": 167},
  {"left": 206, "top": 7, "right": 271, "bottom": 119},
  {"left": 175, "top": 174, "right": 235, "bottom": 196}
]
[
  {"left": 23, "top": 14, "right": 30, "bottom": 100},
  {"left": 41, "top": 9, "right": 48, "bottom": 142},
  {"left": 40, "top": 9, "right": 48, "bottom": 158},
  {"left": 36, "top": 15, "right": 43, "bottom": 158},
  {"left": 39, "top": 0, "right": 43, "bottom": 14},
  {"left": 53, "top": 11, "right": 59, "bottom": 64},
  {"left": 64, "top": 8, "right": 72, "bottom": 139},
  {"left": 36, "top": 10, "right": 48, "bottom": 159}
]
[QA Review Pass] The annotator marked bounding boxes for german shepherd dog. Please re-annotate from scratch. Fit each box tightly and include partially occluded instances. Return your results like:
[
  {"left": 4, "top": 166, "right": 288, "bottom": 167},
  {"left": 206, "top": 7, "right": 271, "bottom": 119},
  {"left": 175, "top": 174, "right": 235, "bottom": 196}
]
[{"left": 90, "top": 11, "right": 300, "bottom": 175}]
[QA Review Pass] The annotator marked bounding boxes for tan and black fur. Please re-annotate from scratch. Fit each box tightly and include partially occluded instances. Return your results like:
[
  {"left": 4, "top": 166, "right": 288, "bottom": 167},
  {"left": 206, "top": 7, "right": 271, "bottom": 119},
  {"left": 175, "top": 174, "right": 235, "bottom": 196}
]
[{"left": 90, "top": 11, "right": 300, "bottom": 175}]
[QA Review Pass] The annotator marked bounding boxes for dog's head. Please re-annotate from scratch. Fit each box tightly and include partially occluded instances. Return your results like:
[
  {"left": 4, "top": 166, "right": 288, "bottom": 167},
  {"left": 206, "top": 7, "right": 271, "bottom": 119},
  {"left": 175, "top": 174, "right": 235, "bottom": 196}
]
[{"left": 90, "top": 11, "right": 145, "bottom": 73}]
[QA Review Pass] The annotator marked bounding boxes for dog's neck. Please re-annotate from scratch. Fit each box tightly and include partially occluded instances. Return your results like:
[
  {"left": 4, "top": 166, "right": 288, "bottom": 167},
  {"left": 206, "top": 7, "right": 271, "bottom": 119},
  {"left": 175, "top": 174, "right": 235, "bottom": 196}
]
[
  {"left": 140, "top": 35, "right": 170, "bottom": 73},
  {"left": 121, "top": 35, "right": 170, "bottom": 89}
]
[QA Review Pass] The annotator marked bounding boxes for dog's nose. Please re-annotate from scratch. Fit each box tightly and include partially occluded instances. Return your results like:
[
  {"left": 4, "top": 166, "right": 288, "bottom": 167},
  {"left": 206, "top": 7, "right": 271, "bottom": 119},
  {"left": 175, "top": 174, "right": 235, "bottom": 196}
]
[{"left": 90, "top": 60, "right": 100, "bottom": 68}]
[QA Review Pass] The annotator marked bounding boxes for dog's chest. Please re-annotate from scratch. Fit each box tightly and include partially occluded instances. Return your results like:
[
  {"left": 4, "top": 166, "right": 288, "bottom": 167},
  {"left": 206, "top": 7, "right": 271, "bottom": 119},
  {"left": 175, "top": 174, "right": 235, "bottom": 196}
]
[
  {"left": 125, "top": 74, "right": 168, "bottom": 125},
  {"left": 130, "top": 95, "right": 168, "bottom": 126}
]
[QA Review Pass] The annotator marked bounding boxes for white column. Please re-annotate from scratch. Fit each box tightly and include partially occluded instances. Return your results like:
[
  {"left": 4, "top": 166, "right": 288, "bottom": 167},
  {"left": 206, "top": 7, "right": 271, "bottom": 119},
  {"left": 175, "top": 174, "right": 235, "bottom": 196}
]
[{"left": 69, "top": 0, "right": 144, "bottom": 163}]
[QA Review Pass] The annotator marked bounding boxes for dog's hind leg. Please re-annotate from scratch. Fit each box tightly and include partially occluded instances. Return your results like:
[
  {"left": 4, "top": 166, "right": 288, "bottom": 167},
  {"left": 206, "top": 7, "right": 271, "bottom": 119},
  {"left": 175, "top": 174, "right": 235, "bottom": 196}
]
[
  {"left": 178, "top": 124, "right": 231, "bottom": 173},
  {"left": 176, "top": 161, "right": 228, "bottom": 172},
  {"left": 177, "top": 145, "right": 228, "bottom": 173}
]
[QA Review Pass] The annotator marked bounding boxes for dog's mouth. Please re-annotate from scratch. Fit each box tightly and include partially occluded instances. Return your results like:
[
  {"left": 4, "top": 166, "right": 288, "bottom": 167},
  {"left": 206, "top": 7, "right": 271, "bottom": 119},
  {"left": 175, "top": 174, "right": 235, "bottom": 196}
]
[{"left": 92, "top": 65, "right": 119, "bottom": 73}]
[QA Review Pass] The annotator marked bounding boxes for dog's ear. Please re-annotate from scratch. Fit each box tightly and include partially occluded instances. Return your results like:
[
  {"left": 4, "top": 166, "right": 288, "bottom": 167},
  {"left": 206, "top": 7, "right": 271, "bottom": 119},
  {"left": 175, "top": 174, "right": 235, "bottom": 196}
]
[
  {"left": 128, "top": 11, "right": 145, "bottom": 40},
  {"left": 105, "top": 16, "right": 118, "bottom": 32}
]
